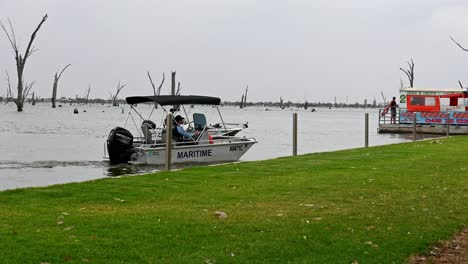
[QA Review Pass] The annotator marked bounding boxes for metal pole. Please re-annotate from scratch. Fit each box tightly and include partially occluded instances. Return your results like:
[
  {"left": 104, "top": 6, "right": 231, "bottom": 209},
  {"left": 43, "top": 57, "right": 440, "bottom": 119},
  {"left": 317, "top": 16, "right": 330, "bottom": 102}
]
[
  {"left": 293, "top": 112, "right": 297, "bottom": 156},
  {"left": 216, "top": 106, "right": 230, "bottom": 143},
  {"left": 165, "top": 113, "right": 173, "bottom": 171},
  {"left": 446, "top": 112, "right": 450, "bottom": 137},
  {"left": 412, "top": 112, "right": 417, "bottom": 142},
  {"left": 365, "top": 113, "right": 369, "bottom": 148}
]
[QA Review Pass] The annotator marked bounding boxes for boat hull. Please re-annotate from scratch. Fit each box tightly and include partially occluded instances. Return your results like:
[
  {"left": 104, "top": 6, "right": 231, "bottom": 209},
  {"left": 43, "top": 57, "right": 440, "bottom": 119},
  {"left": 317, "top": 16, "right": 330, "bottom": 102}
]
[{"left": 129, "top": 138, "right": 256, "bottom": 165}]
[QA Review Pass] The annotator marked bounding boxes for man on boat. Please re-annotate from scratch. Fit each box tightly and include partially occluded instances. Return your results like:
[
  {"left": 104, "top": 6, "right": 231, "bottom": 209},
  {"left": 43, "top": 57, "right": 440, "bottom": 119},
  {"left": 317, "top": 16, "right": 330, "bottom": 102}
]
[
  {"left": 173, "top": 115, "right": 194, "bottom": 141},
  {"left": 390, "top": 97, "right": 398, "bottom": 124}
]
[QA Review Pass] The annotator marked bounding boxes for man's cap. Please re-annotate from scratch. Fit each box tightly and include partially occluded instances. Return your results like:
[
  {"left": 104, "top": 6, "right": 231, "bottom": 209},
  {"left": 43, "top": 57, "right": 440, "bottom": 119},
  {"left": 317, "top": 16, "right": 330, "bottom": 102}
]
[{"left": 175, "top": 115, "right": 184, "bottom": 122}]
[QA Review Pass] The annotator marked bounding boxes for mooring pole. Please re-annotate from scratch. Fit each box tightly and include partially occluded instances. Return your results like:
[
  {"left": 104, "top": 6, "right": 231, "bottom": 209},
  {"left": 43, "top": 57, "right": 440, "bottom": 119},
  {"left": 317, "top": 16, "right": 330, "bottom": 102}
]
[
  {"left": 446, "top": 112, "right": 450, "bottom": 137},
  {"left": 293, "top": 112, "right": 298, "bottom": 156},
  {"left": 412, "top": 113, "right": 417, "bottom": 142},
  {"left": 365, "top": 113, "right": 369, "bottom": 148},
  {"left": 165, "top": 113, "right": 173, "bottom": 171}
]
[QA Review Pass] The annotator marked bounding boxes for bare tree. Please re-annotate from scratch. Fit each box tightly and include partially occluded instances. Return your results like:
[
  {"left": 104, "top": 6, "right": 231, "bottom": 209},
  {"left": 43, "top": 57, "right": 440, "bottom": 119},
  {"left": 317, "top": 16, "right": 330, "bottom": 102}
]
[
  {"left": 381, "top": 91, "right": 387, "bottom": 106},
  {"left": 176, "top": 82, "right": 181, "bottom": 95},
  {"left": 23, "top": 81, "right": 35, "bottom": 104},
  {"left": 0, "top": 14, "right": 48, "bottom": 111},
  {"left": 280, "top": 97, "right": 285, "bottom": 109},
  {"left": 31, "top": 92, "right": 36, "bottom": 105},
  {"left": 243, "top": 86, "right": 248, "bottom": 108},
  {"left": 450, "top": 36, "right": 468, "bottom": 52},
  {"left": 147, "top": 71, "right": 165, "bottom": 96},
  {"left": 171, "top": 71, "right": 176, "bottom": 95},
  {"left": 111, "top": 82, "right": 126, "bottom": 106},
  {"left": 400, "top": 59, "right": 415, "bottom": 88},
  {"left": 51, "top": 64, "right": 71, "bottom": 108},
  {"left": 85, "top": 84, "right": 91, "bottom": 104},
  {"left": 5, "top": 70, "right": 13, "bottom": 103}
]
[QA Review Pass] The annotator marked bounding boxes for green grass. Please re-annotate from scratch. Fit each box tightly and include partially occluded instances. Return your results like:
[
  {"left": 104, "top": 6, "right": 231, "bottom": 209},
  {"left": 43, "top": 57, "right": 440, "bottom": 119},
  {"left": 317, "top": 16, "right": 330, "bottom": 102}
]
[{"left": 0, "top": 137, "right": 467, "bottom": 263}]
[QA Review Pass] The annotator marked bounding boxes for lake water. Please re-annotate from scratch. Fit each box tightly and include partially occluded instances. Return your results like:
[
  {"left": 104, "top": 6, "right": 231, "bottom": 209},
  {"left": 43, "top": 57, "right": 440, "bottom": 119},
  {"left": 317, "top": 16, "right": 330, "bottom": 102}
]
[{"left": 0, "top": 103, "right": 412, "bottom": 190}]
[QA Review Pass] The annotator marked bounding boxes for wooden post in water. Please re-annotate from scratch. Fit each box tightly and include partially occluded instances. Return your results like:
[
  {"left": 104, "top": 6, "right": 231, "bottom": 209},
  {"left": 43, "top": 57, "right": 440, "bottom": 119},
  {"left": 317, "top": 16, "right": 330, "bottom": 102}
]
[
  {"left": 412, "top": 113, "right": 417, "bottom": 141},
  {"left": 165, "top": 113, "right": 173, "bottom": 171},
  {"left": 365, "top": 113, "right": 369, "bottom": 148},
  {"left": 293, "top": 113, "right": 298, "bottom": 156},
  {"left": 446, "top": 112, "right": 450, "bottom": 137}
]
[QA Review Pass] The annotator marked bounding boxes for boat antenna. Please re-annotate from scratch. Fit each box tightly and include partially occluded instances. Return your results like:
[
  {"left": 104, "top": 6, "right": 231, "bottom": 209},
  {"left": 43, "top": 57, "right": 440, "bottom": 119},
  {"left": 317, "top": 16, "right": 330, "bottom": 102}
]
[{"left": 216, "top": 106, "right": 231, "bottom": 143}]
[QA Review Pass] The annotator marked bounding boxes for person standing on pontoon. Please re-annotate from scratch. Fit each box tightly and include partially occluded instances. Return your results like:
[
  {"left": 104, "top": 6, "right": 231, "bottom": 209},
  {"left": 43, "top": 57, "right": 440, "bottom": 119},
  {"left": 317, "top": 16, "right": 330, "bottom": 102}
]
[{"left": 390, "top": 97, "right": 398, "bottom": 124}]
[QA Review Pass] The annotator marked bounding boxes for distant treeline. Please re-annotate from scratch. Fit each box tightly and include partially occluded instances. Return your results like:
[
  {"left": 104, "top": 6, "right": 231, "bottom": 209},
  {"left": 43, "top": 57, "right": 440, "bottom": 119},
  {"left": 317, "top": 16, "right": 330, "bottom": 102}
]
[
  {"left": 0, "top": 96, "right": 385, "bottom": 109},
  {"left": 221, "top": 100, "right": 386, "bottom": 109}
]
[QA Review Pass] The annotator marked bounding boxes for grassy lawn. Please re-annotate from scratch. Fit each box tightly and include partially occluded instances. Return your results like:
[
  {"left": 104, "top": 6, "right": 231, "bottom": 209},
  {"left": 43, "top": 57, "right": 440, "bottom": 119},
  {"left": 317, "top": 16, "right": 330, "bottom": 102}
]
[{"left": 0, "top": 137, "right": 467, "bottom": 263}]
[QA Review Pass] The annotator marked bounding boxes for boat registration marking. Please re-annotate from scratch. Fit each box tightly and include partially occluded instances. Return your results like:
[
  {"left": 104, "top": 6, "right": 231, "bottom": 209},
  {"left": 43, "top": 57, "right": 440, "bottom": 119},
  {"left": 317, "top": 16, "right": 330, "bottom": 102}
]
[{"left": 229, "top": 145, "right": 244, "bottom": 152}]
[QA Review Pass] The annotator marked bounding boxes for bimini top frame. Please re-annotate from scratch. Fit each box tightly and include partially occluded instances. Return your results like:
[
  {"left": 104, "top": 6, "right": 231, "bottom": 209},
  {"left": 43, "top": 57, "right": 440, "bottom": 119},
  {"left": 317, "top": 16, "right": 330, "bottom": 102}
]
[{"left": 125, "top": 95, "right": 221, "bottom": 106}]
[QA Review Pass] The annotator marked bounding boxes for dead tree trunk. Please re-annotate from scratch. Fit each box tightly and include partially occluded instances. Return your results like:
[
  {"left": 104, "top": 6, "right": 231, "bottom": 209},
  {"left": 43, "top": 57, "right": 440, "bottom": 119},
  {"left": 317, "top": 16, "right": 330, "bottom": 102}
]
[
  {"left": 171, "top": 71, "right": 176, "bottom": 96},
  {"left": 147, "top": 71, "right": 165, "bottom": 96},
  {"left": 111, "top": 82, "right": 126, "bottom": 106},
  {"left": 5, "top": 70, "right": 13, "bottom": 104},
  {"left": 243, "top": 86, "right": 248, "bottom": 108},
  {"left": 147, "top": 71, "right": 165, "bottom": 108},
  {"left": 400, "top": 59, "right": 415, "bottom": 88},
  {"left": 381, "top": 91, "right": 387, "bottom": 106},
  {"left": 85, "top": 84, "right": 91, "bottom": 104},
  {"left": 171, "top": 71, "right": 178, "bottom": 110},
  {"left": 280, "top": 97, "right": 285, "bottom": 109},
  {"left": 31, "top": 92, "right": 36, "bottom": 105},
  {"left": 51, "top": 64, "right": 71, "bottom": 108},
  {"left": 0, "top": 14, "right": 47, "bottom": 111}
]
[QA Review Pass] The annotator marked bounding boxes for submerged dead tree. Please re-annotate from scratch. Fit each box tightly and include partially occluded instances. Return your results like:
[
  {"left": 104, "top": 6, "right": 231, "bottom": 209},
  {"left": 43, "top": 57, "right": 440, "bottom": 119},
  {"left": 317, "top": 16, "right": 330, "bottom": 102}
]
[
  {"left": 381, "top": 91, "right": 387, "bottom": 106},
  {"left": 0, "top": 14, "right": 48, "bottom": 111},
  {"left": 239, "top": 86, "right": 248, "bottom": 108},
  {"left": 279, "top": 97, "right": 285, "bottom": 109},
  {"left": 51, "top": 64, "right": 71, "bottom": 108},
  {"left": 4, "top": 69, "right": 33, "bottom": 105},
  {"left": 5, "top": 70, "right": 13, "bottom": 103},
  {"left": 85, "top": 84, "right": 91, "bottom": 104},
  {"left": 400, "top": 59, "right": 415, "bottom": 88},
  {"left": 31, "top": 92, "right": 36, "bottom": 105},
  {"left": 147, "top": 71, "right": 165, "bottom": 96},
  {"left": 111, "top": 82, "right": 126, "bottom": 106}
]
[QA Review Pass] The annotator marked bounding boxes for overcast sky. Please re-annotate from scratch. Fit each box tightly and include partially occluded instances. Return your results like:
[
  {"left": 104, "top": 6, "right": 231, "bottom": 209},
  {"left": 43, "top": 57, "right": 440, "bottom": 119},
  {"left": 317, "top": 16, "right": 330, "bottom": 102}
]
[{"left": 1, "top": 0, "right": 468, "bottom": 103}]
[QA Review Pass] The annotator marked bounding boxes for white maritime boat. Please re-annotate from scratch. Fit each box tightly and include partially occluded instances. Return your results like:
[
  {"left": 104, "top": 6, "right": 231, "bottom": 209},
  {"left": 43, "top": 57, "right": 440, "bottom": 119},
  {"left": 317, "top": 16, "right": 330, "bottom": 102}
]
[{"left": 105, "top": 95, "right": 257, "bottom": 165}]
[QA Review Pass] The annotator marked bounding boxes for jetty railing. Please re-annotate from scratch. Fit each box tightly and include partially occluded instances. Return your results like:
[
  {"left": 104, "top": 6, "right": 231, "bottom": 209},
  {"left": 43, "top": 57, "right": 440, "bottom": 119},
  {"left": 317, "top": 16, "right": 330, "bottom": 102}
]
[{"left": 378, "top": 108, "right": 401, "bottom": 125}]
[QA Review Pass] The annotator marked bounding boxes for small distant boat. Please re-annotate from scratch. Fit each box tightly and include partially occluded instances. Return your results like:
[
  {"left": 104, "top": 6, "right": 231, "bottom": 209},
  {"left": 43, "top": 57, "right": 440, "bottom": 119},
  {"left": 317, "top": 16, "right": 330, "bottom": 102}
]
[{"left": 105, "top": 95, "right": 257, "bottom": 165}]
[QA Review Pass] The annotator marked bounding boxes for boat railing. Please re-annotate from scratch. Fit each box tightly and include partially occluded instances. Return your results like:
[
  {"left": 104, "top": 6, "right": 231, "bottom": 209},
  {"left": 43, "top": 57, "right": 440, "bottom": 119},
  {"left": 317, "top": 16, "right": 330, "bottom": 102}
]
[
  {"left": 379, "top": 109, "right": 468, "bottom": 126},
  {"left": 378, "top": 108, "right": 401, "bottom": 125},
  {"left": 139, "top": 136, "right": 256, "bottom": 148}
]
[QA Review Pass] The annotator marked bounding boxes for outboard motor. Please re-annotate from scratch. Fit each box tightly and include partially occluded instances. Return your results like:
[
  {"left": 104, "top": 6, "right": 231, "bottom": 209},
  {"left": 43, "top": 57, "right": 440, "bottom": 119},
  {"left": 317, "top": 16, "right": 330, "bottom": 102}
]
[{"left": 107, "top": 127, "right": 134, "bottom": 164}]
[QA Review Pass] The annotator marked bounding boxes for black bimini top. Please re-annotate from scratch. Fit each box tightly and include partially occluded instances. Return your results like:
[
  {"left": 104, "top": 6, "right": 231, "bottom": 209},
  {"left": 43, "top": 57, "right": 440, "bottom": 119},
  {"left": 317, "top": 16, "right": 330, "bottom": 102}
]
[{"left": 125, "top": 95, "right": 221, "bottom": 106}]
